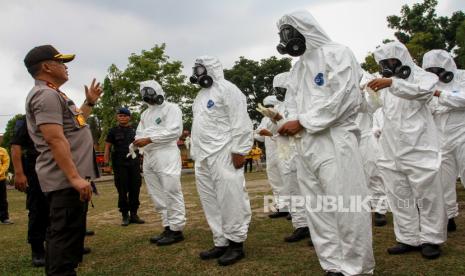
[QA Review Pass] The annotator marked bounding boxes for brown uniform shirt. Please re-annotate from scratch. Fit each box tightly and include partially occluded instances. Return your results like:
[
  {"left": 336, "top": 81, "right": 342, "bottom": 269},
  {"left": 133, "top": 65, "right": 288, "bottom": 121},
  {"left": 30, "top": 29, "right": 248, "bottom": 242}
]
[{"left": 25, "top": 80, "right": 96, "bottom": 192}]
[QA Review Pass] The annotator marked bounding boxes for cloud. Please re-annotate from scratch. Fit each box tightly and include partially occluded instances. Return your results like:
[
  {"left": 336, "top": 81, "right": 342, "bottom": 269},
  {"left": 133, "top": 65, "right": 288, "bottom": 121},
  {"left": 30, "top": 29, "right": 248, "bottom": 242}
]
[{"left": 0, "top": 0, "right": 464, "bottom": 132}]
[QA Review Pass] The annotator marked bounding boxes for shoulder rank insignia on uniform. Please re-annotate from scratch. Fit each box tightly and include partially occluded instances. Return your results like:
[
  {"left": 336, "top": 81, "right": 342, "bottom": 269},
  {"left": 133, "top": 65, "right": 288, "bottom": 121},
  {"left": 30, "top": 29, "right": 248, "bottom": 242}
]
[
  {"left": 155, "top": 117, "right": 162, "bottom": 124},
  {"left": 314, "top": 72, "right": 324, "bottom": 86},
  {"left": 207, "top": 99, "right": 214, "bottom": 109}
]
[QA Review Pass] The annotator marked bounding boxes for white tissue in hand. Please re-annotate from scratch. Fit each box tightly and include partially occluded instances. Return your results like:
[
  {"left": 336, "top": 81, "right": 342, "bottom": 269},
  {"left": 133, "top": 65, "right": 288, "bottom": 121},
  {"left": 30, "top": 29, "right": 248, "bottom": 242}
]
[
  {"left": 127, "top": 143, "right": 137, "bottom": 159},
  {"left": 256, "top": 103, "right": 278, "bottom": 119},
  {"left": 366, "top": 87, "right": 381, "bottom": 107}
]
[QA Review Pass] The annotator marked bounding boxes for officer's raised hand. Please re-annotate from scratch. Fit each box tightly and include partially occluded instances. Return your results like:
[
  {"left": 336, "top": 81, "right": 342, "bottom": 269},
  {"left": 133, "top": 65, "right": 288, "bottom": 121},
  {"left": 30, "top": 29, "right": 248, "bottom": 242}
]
[{"left": 84, "top": 78, "right": 102, "bottom": 105}]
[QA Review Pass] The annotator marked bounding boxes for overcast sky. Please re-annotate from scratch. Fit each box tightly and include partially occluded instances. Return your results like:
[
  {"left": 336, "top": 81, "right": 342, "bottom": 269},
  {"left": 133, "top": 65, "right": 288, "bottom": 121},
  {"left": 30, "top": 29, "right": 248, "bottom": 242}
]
[{"left": 1, "top": 0, "right": 464, "bottom": 133}]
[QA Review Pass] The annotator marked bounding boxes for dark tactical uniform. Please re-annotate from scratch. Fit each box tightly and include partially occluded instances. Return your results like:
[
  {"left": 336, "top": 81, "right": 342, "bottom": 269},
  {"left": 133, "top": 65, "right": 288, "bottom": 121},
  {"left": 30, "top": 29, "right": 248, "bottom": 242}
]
[
  {"left": 106, "top": 125, "right": 142, "bottom": 216},
  {"left": 11, "top": 118, "right": 49, "bottom": 255}
]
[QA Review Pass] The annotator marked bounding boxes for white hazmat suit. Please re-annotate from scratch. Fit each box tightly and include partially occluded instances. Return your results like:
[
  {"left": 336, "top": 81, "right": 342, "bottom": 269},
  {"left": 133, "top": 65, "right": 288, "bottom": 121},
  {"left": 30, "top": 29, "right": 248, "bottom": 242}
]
[
  {"left": 272, "top": 73, "right": 308, "bottom": 230},
  {"left": 278, "top": 10, "right": 374, "bottom": 275},
  {"left": 191, "top": 56, "right": 253, "bottom": 246},
  {"left": 357, "top": 71, "right": 388, "bottom": 215},
  {"left": 136, "top": 80, "right": 186, "bottom": 231},
  {"left": 422, "top": 50, "right": 465, "bottom": 220},
  {"left": 369, "top": 42, "right": 447, "bottom": 246},
  {"left": 255, "top": 95, "right": 286, "bottom": 211}
]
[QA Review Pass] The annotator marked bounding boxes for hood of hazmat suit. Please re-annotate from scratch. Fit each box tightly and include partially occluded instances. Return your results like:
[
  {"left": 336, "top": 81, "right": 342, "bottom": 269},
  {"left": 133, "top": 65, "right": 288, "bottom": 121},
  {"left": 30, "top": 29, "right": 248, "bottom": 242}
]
[
  {"left": 190, "top": 56, "right": 253, "bottom": 161},
  {"left": 136, "top": 80, "right": 183, "bottom": 156},
  {"left": 423, "top": 49, "right": 465, "bottom": 157},
  {"left": 263, "top": 95, "right": 280, "bottom": 107},
  {"left": 277, "top": 10, "right": 363, "bottom": 134},
  {"left": 372, "top": 41, "right": 440, "bottom": 167},
  {"left": 273, "top": 72, "right": 290, "bottom": 88},
  {"left": 277, "top": 10, "right": 374, "bottom": 275}
]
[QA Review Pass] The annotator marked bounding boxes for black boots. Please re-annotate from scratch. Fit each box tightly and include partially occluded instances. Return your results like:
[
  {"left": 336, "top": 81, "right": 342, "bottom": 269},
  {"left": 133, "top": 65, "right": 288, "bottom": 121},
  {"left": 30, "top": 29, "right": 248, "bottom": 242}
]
[
  {"left": 150, "top": 227, "right": 184, "bottom": 246},
  {"left": 268, "top": 210, "right": 289, "bottom": 219},
  {"left": 326, "top": 272, "right": 344, "bottom": 276},
  {"left": 122, "top": 211, "right": 144, "bottom": 226},
  {"left": 121, "top": 212, "right": 130, "bottom": 226},
  {"left": 200, "top": 240, "right": 245, "bottom": 266},
  {"left": 284, "top": 227, "right": 310, "bottom": 242},
  {"left": 150, "top": 226, "right": 170, "bottom": 243},
  {"left": 421, "top": 243, "right": 441, "bottom": 259},
  {"left": 387, "top": 242, "right": 441, "bottom": 259},
  {"left": 447, "top": 218, "right": 457, "bottom": 232},
  {"left": 387, "top": 243, "right": 420, "bottom": 255},
  {"left": 129, "top": 212, "right": 145, "bottom": 224},
  {"left": 199, "top": 246, "right": 228, "bottom": 260},
  {"left": 156, "top": 229, "right": 184, "bottom": 246},
  {"left": 217, "top": 241, "right": 245, "bottom": 266},
  {"left": 31, "top": 243, "right": 45, "bottom": 267},
  {"left": 374, "top": 212, "right": 387, "bottom": 227},
  {"left": 286, "top": 213, "right": 292, "bottom": 220}
]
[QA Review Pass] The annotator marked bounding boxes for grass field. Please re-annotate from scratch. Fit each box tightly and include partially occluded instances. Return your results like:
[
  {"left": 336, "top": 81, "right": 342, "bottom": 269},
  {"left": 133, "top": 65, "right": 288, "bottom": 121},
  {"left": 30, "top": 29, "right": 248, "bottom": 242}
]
[{"left": 1, "top": 172, "right": 465, "bottom": 275}]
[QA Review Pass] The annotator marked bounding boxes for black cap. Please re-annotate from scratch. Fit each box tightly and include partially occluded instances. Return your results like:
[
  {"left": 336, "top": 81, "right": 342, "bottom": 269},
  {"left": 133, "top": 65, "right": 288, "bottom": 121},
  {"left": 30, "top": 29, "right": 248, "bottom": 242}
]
[
  {"left": 24, "top": 45, "right": 75, "bottom": 69},
  {"left": 117, "top": 107, "right": 131, "bottom": 116}
]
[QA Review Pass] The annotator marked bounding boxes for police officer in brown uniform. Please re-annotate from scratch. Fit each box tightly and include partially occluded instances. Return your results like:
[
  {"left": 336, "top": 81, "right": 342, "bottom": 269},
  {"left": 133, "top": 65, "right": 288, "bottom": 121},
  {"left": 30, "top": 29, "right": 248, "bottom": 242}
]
[{"left": 24, "top": 45, "right": 102, "bottom": 276}]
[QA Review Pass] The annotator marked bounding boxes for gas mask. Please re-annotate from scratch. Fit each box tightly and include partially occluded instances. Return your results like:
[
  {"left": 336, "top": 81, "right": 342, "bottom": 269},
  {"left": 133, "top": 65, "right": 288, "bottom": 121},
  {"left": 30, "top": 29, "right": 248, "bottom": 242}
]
[
  {"left": 379, "top": 59, "right": 411, "bottom": 79},
  {"left": 425, "top": 67, "right": 454, "bottom": 83},
  {"left": 274, "top": 87, "right": 287, "bottom": 102},
  {"left": 276, "top": 24, "right": 306, "bottom": 57},
  {"left": 189, "top": 64, "right": 213, "bottom": 88},
  {"left": 141, "top": 86, "right": 164, "bottom": 105}
]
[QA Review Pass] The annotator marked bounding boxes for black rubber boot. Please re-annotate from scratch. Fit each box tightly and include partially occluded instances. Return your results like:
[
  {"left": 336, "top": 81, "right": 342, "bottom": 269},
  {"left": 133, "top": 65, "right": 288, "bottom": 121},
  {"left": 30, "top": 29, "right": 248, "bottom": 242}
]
[
  {"left": 286, "top": 213, "right": 292, "bottom": 220},
  {"left": 268, "top": 210, "right": 289, "bottom": 219},
  {"left": 326, "top": 272, "right": 344, "bottom": 276},
  {"left": 447, "top": 218, "right": 457, "bottom": 232},
  {"left": 284, "top": 227, "right": 310, "bottom": 242},
  {"left": 217, "top": 240, "right": 245, "bottom": 266},
  {"left": 85, "top": 229, "right": 95, "bottom": 236},
  {"left": 121, "top": 212, "right": 130, "bottom": 226},
  {"left": 421, "top": 243, "right": 441, "bottom": 259},
  {"left": 150, "top": 226, "right": 170, "bottom": 243},
  {"left": 199, "top": 246, "right": 228, "bottom": 260},
  {"left": 387, "top": 243, "right": 420, "bottom": 255},
  {"left": 374, "top": 212, "right": 387, "bottom": 227},
  {"left": 31, "top": 243, "right": 45, "bottom": 267},
  {"left": 156, "top": 229, "right": 184, "bottom": 246},
  {"left": 129, "top": 212, "right": 145, "bottom": 224},
  {"left": 83, "top": 247, "right": 91, "bottom": 255}
]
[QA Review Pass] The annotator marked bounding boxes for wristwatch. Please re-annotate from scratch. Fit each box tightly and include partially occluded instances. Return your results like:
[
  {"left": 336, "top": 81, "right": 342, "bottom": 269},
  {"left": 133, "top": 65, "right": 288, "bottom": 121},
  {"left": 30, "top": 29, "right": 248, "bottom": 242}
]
[{"left": 84, "top": 99, "right": 95, "bottom": 107}]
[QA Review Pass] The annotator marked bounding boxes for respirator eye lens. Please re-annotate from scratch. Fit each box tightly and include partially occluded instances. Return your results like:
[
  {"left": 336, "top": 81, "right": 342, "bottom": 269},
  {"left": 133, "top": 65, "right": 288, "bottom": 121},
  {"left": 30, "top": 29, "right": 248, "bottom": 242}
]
[
  {"left": 141, "top": 87, "right": 156, "bottom": 96},
  {"left": 193, "top": 64, "right": 206, "bottom": 76}
]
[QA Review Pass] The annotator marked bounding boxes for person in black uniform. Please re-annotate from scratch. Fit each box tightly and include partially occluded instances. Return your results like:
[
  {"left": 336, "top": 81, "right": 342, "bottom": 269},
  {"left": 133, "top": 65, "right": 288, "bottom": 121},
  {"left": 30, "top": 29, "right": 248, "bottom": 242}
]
[
  {"left": 104, "top": 108, "right": 144, "bottom": 226},
  {"left": 11, "top": 117, "right": 48, "bottom": 267},
  {"left": 11, "top": 117, "right": 95, "bottom": 267}
]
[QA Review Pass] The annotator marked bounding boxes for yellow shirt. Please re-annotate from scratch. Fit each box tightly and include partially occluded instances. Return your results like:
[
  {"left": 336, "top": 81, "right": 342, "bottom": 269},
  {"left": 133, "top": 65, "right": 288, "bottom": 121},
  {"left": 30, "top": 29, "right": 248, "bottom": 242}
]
[
  {"left": 0, "top": 147, "right": 10, "bottom": 181},
  {"left": 251, "top": 148, "right": 262, "bottom": 160}
]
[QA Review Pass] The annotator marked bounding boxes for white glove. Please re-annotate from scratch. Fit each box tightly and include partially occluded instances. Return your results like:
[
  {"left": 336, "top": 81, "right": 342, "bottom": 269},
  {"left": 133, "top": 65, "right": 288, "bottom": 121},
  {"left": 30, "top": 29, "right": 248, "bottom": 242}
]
[
  {"left": 127, "top": 143, "right": 137, "bottom": 159},
  {"left": 185, "top": 137, "right": 190, "bottom": 150},
  {"left": 256, "top": 103, "right": 278, "bottom": 119}
]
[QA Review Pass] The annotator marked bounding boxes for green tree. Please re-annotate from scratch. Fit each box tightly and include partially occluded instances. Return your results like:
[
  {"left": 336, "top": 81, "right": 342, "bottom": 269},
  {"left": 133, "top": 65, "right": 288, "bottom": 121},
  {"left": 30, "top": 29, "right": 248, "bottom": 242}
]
[
  {"left": 93, "top": 44, "right": 197, "bottom": 147},
  {"left": 361, "top": 53, "right": 379, "bottom": 74},
  {"left": 386, "top": 0, "right": 465, "bottom": 66},
  {"left": 1, "top": 114, "right": 24, "bottom": 151},
  {"left": 224, "top": 56, "right": 292, "bottom": 125}
]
